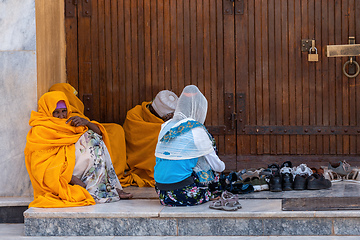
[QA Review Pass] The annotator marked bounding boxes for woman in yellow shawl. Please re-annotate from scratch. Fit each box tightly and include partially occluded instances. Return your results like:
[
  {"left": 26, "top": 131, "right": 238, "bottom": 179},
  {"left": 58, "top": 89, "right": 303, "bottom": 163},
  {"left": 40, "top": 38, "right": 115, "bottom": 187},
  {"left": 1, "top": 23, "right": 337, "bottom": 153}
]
[
  {"left": 25, "top": 91, "right": 132, "bottom": 208},
  {"left": 48, "top": 83, "right": 128, "bottom": 186},
  {"left": 123, "top": 90, "right": 178, "bottom": 187}
]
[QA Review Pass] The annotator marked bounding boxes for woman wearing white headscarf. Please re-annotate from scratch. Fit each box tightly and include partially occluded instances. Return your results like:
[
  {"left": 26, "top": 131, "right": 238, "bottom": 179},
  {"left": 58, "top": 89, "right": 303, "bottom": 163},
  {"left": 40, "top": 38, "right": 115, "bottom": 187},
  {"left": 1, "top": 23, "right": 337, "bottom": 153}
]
[{"left": 154, "top": 85, "right": 225, "bottom": 206}]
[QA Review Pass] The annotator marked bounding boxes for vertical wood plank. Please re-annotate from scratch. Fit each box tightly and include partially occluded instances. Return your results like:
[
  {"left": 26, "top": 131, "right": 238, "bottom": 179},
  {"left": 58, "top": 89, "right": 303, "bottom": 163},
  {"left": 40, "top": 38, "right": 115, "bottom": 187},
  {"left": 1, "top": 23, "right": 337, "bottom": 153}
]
[
  {"left": 104, "top": 0, "right": 113, "bottom": 122},
  {"left": 341, "top": 0, "right": 349, "bottom": 154},
  {"left": 328, "top": 0, "right": 337, "bottom": 154},
  {"left": 295, "top": 0, "right": 303, "bottom": 154},
  {"left": 177, "top": 0, "right": 185, "bottom": 92},
  {"left": 321, "top": 0, "right": 330, "bottom": 154},
  {"left": 274, "top": 0, "right": 283, "bottom": 154},
  {"left": 144, "top": 0, "right": 152, "bottom": 100},
  {"left": 254, "top": 0, "right": 263, "bottom": 155},
  {"left": 236, "top": 0, "right": 250, "bottom": 155},
  {"left": 157, "top": 0, "right": 165, "bottom": 94},
  {"left": 131, "top": 0, "right": 139, "bottom": 108},
  {"left": 183, "top": 0, "right": 191, "bottom": 87},
  {"left": 335, "top": 0, "right": 343, "bottom": 153},
  {"left": 288, "top": 0, "right": 296, "bottom": 154},
  {"left": 268, "top": 0, "right": 277, "bottom": 155},
  {"left": 65, "top": 1, "right": 79, "bottom": 94},
  {"left": 89, "top": 0, "right": 99, "bottom": 121},
  {"left": 137, "top": 0, "right": 146, "bottom": 103},
  {"left": 111, "top": 0, "right": 120, "bottom": 122},
  {"left": 164, "top": 0, "right": 171, "bottom": 90},
  {"left": 281, "top": 0, "right": 289, "bottom": 154},
  {"left": 216, "top": 0, "right": 225, "bottom": 156},
  {"left": 170, "top": 0, "right": 177, "bottom": 91},
  {"left": 150, "top": 0, "right": 158, "bottom": 97},
  {"left": 315, "top": 0, "right": 323, "bottom": 154},
  {"left": 348, "top": 0, "right": 356, "bottom": 154},
  {"left": 197, "top": 0, "right": 204, "bottom": 92}
]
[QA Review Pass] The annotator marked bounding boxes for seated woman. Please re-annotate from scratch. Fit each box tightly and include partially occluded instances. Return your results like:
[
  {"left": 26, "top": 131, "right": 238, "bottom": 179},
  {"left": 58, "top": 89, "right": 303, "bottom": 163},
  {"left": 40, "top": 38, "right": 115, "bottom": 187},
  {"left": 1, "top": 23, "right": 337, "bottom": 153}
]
[
  {"left": 154, "top": 85, "right": 225, "bottom": 206},
  {"left": 25, "top": 91, "right": 132, "bottom": 208},
  {"left": 122, "top": 90, "right": 178, "bottom": 187}
]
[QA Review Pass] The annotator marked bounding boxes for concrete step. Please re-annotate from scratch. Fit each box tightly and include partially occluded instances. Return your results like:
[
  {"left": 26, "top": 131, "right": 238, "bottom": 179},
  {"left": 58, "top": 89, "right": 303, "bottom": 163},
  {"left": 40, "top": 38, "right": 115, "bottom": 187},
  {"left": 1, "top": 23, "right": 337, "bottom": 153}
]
[{"left": 24, "top": 197, "right": 360, "bottom": 237}]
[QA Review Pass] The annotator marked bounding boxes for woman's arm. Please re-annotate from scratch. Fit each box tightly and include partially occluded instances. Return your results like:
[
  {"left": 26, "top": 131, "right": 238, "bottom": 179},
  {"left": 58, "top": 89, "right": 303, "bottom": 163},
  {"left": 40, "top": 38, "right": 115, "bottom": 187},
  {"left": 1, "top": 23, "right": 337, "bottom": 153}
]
[
  {"left": 66, "top": 116, "right": 102, "bottom": 135},
  {"left": 204, "top": 150, "right": 225, "bottom": 172}
]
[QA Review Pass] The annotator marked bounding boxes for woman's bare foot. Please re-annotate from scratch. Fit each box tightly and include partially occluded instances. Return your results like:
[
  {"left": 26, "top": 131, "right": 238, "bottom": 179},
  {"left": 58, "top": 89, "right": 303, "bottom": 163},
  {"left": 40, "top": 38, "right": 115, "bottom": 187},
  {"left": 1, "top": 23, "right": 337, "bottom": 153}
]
[{"left": 116, "top": 189, "right": 133, "bottom": 199}]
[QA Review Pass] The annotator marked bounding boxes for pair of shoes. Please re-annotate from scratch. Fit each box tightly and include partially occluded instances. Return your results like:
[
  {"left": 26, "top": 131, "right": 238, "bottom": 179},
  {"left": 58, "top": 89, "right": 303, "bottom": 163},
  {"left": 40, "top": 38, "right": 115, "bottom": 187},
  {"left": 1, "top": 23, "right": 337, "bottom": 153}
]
[
  {"left": 267, "top": 163, "right": 282, "bottom": 192},
  {"left": 243, "top": 175, "right": 269, "bottom": 192},
  {"left": 292, "top": 164, "right": 313, "bottom": 190},
  {"left": 323, "top": 167, "right": 343, "bottom": 182},
  {"left": 328, "top": 160, "right": 352, "bottom": 176},
  {"left": 344, "top": 168, "right": 360, "bottom": 183},
  {"left": 280, "top": 166, "right": 293, "bottom": 191},
  {"left": 209, "top": 191, "right": 241, "bottom": 211},
  {"left": 307, "top": 173, "right": 332, "bottom": 190}
]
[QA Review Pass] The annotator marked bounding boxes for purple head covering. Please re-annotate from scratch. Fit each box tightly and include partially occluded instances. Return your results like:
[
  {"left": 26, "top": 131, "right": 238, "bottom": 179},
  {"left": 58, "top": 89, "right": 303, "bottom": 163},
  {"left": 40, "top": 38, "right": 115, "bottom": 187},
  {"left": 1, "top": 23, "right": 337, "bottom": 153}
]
[{"left": 56, "top": 100, "right": 67, "bottom": 109}]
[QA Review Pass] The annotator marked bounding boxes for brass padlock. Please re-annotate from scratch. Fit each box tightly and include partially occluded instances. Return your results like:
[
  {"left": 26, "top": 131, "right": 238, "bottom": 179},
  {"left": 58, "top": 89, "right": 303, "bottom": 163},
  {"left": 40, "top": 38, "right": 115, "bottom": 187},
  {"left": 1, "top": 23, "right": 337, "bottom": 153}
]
[{"left": 308, "top": 47, "right": 318, "bottom": 62}]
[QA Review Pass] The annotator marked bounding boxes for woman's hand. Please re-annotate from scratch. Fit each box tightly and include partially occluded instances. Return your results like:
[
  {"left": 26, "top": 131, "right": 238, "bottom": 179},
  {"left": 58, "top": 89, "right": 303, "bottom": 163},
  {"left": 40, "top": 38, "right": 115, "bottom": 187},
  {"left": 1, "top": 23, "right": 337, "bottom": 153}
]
[
  {"left": 66, "top": 116, "right": 89, "bottom": 127},
  {"left": 66, "top": 116, "right": 102, "bottom": 135},
  {"left": 70, "top": 175, "right": 86, "bottom": 188}
]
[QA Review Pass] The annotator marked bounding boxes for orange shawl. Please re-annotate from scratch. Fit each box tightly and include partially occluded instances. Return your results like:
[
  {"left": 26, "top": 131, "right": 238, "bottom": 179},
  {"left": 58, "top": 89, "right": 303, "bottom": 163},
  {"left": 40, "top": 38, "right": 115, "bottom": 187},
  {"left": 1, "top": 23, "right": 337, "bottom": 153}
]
[
  {"left": 49, "top": 83, "right": 127, "bottom": 182},
  {"left": 122, "top": 102, "right": 164, "bottom": 187},
  {"left": 25, "top": 91, "right": 103, "bottom": 207}
]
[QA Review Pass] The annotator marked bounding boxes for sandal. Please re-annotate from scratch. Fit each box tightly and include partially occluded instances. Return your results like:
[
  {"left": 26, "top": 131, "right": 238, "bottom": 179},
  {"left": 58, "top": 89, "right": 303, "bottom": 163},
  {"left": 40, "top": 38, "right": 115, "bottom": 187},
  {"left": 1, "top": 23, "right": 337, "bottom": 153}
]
[
  {"left": 221, "top": 191, "right": 242, "bottom": 209},
  {"left": 209, "top": 191, "right": 242, "bottom": 211},
  {"left": 344, "top": 168, "right": 360, "bottom": 183}
]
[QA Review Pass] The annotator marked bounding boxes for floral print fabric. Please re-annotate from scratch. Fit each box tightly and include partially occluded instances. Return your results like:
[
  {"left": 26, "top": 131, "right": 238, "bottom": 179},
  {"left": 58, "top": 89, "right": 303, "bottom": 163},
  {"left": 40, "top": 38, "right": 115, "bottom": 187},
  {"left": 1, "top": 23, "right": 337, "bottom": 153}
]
[
  {"left": 155, "top": 173, "right": 222, "bottom": 206},
  {"left": 74, "top": 130, "right": 121, "bottom": 203}
]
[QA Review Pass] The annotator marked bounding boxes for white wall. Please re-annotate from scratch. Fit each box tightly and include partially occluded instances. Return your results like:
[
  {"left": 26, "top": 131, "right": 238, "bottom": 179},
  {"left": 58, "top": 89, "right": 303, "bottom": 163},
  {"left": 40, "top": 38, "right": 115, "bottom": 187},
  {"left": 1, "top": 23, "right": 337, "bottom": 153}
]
[{"left": 0, "top": 0, "right": 37, "bottom": 197}]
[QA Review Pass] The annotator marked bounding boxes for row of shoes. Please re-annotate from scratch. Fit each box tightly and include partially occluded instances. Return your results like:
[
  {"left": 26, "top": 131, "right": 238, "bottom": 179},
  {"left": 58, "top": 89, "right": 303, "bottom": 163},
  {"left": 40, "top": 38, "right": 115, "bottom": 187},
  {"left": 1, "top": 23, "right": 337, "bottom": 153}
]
[{"left": 267, "top": 161, "right": 331, "bottom": 192}]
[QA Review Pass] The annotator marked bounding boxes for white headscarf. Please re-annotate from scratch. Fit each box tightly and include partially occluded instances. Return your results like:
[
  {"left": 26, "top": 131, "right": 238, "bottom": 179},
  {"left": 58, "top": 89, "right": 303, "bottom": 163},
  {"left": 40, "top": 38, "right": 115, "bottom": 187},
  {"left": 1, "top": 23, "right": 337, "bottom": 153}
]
[
  {"left": 155, "top": 85, "right": 213, "bottom": 160},
  {"left": 172, "top": 85, "right": 208, "bottom": 124}
]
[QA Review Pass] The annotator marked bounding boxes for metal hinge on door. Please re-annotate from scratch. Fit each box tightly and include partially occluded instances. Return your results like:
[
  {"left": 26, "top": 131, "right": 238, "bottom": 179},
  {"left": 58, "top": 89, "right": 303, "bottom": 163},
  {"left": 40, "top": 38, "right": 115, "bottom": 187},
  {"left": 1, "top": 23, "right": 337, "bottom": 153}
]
[{"left": 224, "top": 0, "right": 244, "bottom": 15}]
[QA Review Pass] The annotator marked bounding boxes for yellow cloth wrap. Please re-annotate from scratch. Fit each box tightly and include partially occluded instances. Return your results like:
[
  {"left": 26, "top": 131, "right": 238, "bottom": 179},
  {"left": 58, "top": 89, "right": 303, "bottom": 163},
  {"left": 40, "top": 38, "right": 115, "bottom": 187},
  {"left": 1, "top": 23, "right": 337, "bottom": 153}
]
[
  {"left": 48, "top": 83, "right": 127, "bottom": 181},
  {"left": 25, "top": 91, "right": 96, "bottom": 208},
  {"left": 122, "top": 102, "right": 164, "bottom": 187}
]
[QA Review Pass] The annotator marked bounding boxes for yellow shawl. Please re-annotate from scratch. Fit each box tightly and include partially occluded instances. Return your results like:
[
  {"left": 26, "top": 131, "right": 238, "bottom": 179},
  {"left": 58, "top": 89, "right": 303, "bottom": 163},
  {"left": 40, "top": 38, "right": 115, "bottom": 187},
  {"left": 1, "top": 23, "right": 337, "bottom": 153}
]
[
  {"left": 25, "top": 91, "right": 97, "bottom": 207},
  {"left": 49, "top": 83, "right": 127, "bottom": 183},
  {"left": 122, "top": 102, "right": 164, "bottom": 187}
]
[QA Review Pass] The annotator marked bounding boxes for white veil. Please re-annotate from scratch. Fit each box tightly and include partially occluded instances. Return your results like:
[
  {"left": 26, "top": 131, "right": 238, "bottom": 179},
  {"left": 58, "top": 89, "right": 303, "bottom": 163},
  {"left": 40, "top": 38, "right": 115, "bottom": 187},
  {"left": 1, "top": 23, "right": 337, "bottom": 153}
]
[
  {"left": 172, "top": 85, "right": 208, "bottom": 124},
  {"left": 155, "top": 85, "right": 213, "bottom": 160}
]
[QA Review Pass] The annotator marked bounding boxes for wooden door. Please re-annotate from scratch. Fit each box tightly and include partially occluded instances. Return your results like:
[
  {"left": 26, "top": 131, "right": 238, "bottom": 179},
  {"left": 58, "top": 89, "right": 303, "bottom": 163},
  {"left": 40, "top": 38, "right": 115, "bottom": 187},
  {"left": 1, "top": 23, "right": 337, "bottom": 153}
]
[{"left": 65, "top": 0, "right": 360, "bottom": 172}]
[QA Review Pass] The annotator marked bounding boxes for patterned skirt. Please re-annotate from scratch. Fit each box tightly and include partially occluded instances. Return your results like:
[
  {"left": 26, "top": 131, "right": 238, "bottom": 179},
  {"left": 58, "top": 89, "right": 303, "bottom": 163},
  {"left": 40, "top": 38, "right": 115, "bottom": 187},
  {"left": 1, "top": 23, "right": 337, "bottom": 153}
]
[
  {"left": 155, "top": 173, "right": 222, "bottom": 207},
  {"left": 74, "top": 130, "right": 122, "bottom": 203}
]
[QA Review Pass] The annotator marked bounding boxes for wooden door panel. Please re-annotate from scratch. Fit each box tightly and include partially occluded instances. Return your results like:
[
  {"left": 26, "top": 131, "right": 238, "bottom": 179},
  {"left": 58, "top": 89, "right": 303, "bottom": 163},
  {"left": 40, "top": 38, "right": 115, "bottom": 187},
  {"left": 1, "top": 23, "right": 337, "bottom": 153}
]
[
  {"left": 65, "top": 0, "right": 237, "bottom": 170},
  {"left": 235, "top": 0, "right": 360, "bottom": 169}
]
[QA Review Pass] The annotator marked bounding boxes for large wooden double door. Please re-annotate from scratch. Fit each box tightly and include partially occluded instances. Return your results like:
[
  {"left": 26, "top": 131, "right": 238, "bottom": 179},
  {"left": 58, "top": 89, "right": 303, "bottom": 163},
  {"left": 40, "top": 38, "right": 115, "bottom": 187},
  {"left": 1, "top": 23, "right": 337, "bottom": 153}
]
[{"left": 65, "top": 0, "right": 360, "bottom": 171}]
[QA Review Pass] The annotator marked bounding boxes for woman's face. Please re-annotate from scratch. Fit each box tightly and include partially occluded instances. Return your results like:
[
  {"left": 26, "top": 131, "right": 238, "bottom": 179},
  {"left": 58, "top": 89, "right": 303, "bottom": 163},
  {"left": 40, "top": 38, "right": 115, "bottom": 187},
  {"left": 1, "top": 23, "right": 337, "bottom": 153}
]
[{"left": 52, "top": 108, "right": 68, "bottom": 119}]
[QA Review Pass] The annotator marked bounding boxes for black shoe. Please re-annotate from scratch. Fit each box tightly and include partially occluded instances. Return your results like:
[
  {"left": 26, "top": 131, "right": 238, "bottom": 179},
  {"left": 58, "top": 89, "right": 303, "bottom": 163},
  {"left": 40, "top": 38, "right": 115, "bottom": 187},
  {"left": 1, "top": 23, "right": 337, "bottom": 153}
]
[
  {"left": 282, "top": 172, "right": 293, "bottom": 191},
  {"left": 268, "top": 163, "right": 280, "bottom": 175},
  {"left": 293, "top": 175, "right": 307, "bottom": 190},
  {"left": 281, "top": 161, "right": 292, "bottom": 168},
  {"left": 307, "top": 173, "right": 332, "bottom": 190},
  {"left": 269, "top": 174, "right": 282, "bottom": 192}
]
